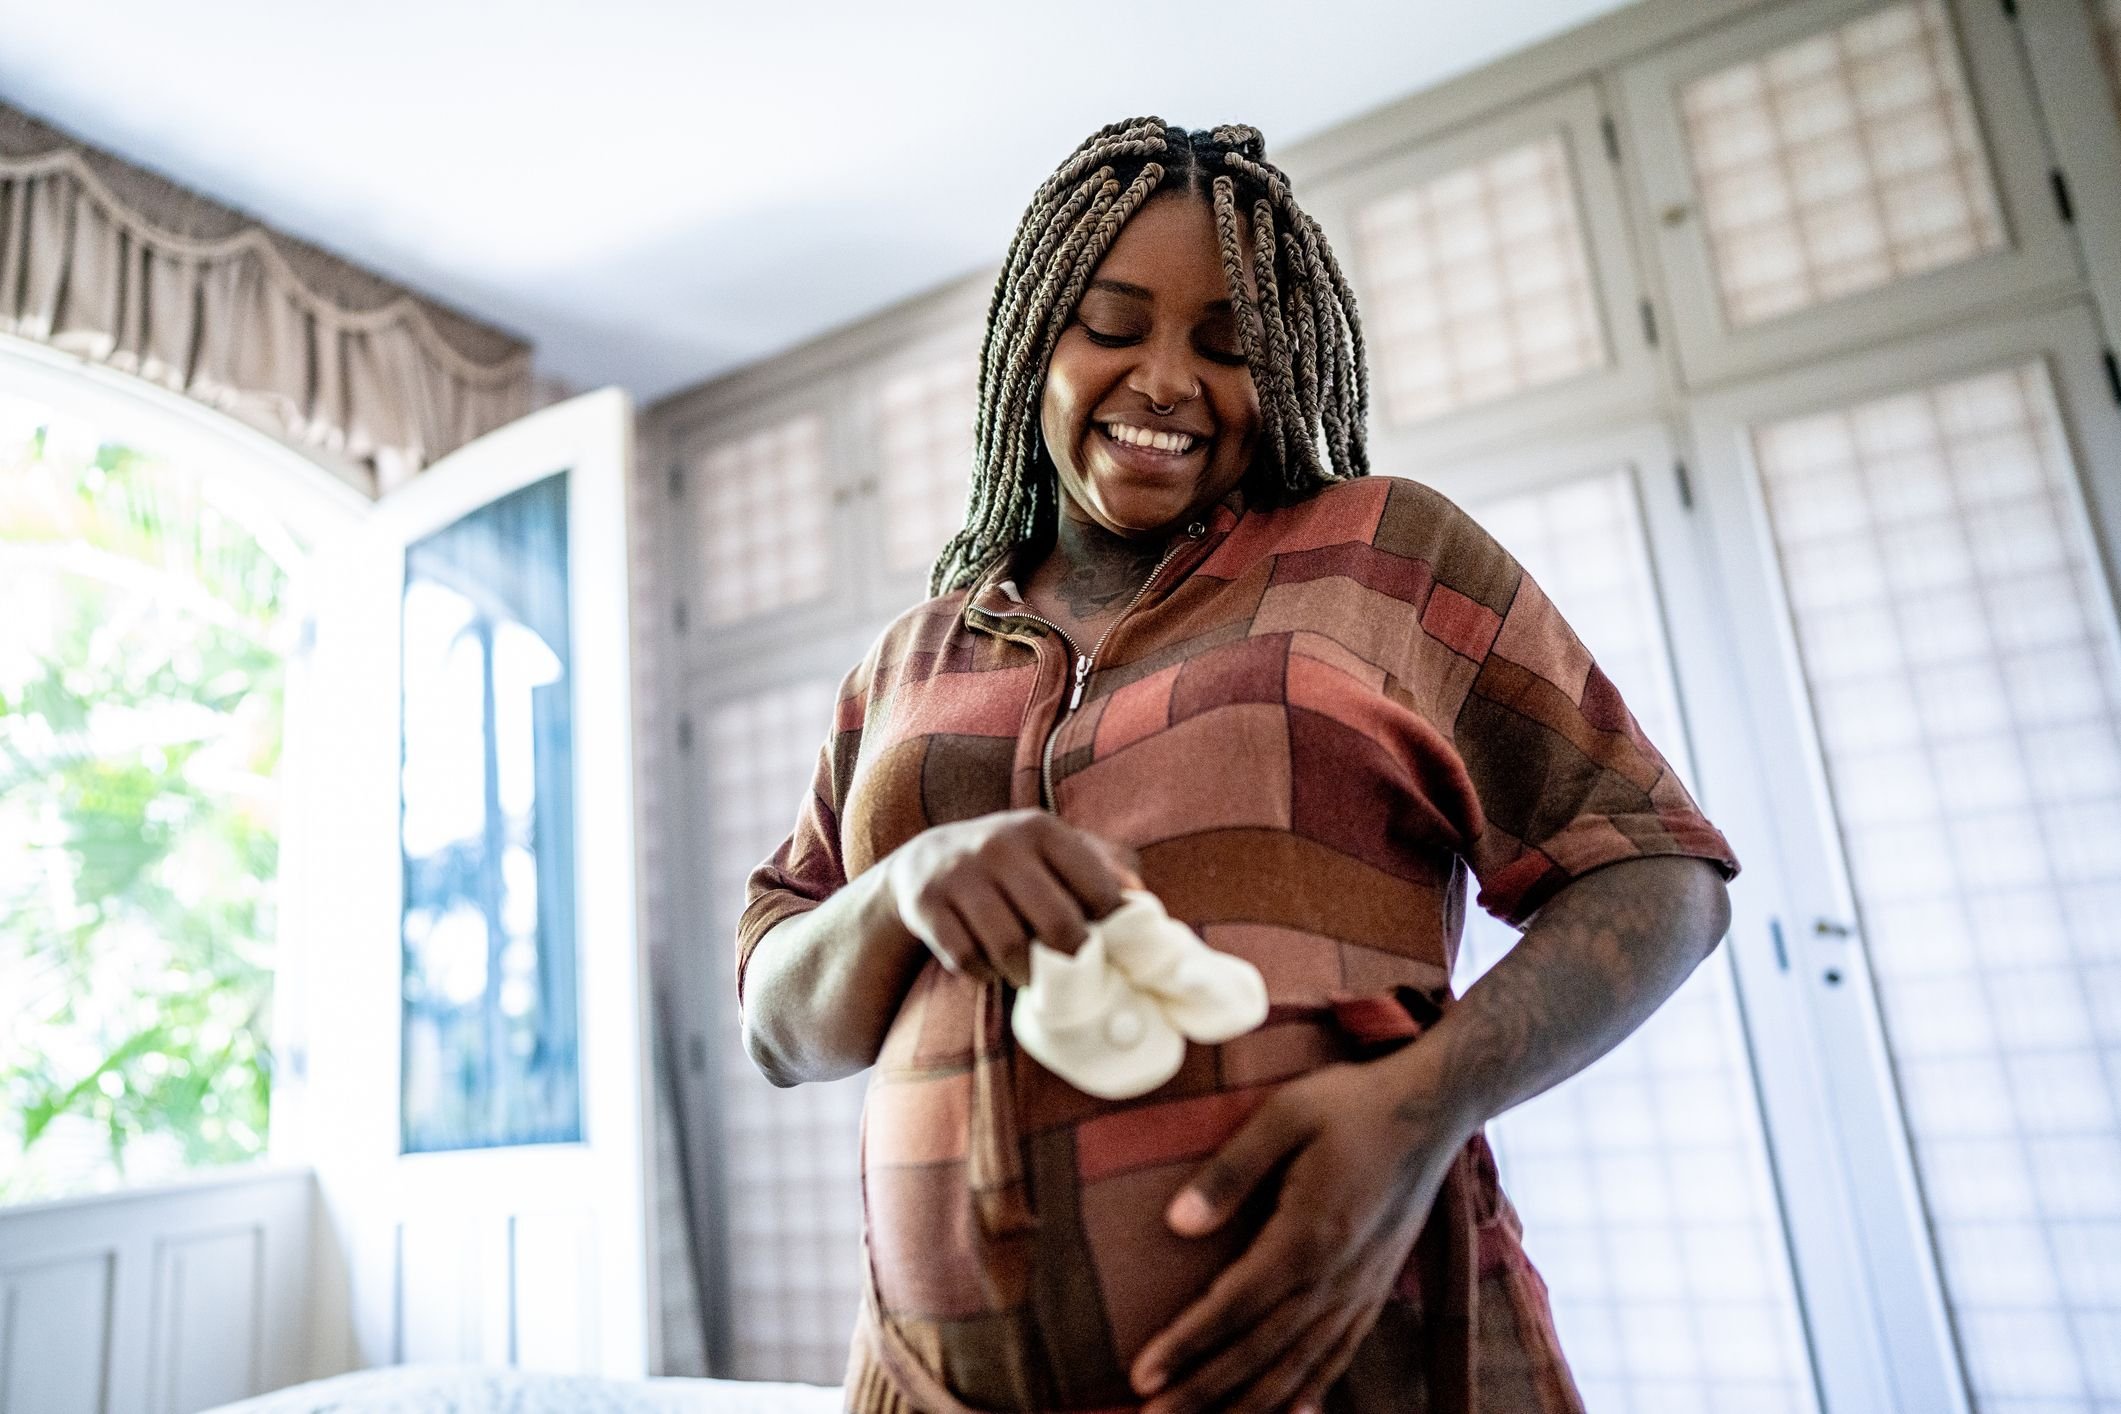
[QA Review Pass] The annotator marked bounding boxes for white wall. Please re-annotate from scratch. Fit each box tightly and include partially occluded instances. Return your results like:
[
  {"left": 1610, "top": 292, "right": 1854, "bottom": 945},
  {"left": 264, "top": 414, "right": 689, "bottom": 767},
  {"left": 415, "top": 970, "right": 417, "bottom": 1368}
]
[{"left": 0, "top": 1167, "right": 313, "bottom": 1414}]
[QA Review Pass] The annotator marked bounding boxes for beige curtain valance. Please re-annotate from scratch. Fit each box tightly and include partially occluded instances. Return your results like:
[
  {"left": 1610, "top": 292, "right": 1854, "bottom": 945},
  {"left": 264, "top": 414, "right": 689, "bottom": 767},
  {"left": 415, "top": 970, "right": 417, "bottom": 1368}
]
[{"left": 0, "top": 103, "right": 533, "bottom": 495}]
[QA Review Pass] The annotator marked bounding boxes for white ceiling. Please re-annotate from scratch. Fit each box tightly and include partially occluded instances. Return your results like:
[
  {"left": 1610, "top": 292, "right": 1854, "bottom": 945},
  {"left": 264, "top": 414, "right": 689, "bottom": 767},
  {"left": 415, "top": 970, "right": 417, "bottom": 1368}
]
[{"left": 0, "top": 1, "right": 1639, "bottom": 403}]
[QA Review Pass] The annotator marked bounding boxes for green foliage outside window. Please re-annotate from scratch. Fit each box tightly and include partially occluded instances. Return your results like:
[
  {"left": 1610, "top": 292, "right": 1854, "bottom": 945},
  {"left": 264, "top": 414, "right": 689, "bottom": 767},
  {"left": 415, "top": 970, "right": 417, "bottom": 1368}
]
[{"left": 0, "top": 398, "right": 297, "bottom": 1204}]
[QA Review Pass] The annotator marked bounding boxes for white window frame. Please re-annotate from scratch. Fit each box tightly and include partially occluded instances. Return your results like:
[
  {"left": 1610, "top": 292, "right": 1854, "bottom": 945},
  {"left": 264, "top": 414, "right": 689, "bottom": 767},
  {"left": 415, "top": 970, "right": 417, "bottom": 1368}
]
[
  {"left": 1686, "top": 300, "right": 2121, "bottom": 1414},
  {"left": 662, "top": 381, "right": 863, "bottom": 661},
  {"left": 1305, "top": 84, "right": 1665, "bottom": 471},
  {"left": 1618, "top": 0, "right": 2084, "bottom": 390},
  {"left": 0, "top": 332, "right": 364, "bottom": 1182}
]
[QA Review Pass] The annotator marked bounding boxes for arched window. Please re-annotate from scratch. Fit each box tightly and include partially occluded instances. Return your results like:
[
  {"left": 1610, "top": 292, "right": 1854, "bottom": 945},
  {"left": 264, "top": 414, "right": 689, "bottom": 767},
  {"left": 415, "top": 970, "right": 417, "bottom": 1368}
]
[{"left": 0, "top": 339, "right": 357, "bottom": 1204}]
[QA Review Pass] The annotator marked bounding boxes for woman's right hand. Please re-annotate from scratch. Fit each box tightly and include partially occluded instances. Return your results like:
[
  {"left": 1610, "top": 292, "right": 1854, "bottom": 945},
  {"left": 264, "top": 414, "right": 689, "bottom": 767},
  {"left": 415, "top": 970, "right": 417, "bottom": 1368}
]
[{"left": 882, "top": 809, "right": 1144, "bottom": 988}]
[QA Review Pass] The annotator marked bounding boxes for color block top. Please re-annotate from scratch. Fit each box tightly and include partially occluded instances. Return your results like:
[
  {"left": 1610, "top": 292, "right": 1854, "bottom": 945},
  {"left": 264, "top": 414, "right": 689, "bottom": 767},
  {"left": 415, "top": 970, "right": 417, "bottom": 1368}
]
[{"left": 738, "top": 475, "right": 1740, "bottom": 1413}]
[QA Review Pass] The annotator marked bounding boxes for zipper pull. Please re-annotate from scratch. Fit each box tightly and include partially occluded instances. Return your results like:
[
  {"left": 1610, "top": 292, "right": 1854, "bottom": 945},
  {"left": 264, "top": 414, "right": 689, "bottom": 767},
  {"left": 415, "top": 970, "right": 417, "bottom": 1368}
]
[{"left": 1069, "top": 654, "right": 1090, "bottom": 710}]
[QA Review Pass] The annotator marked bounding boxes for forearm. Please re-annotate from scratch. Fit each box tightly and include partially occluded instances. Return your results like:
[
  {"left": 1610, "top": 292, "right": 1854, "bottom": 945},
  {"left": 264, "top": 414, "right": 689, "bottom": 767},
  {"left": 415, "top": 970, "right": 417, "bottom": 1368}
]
[
  {"left": 740, "top": 859, "right": 928, "bottom": 1087},
  {"left": 1387, "top": 855, "right": 1733, "bottom": 1135}
]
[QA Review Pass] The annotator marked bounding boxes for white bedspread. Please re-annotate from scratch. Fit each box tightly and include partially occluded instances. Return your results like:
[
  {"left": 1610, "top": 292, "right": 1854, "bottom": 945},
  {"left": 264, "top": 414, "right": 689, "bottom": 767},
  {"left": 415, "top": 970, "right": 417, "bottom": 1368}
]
[{"left": 199, "top": 1365, "right": 843, "bottom": 1414}]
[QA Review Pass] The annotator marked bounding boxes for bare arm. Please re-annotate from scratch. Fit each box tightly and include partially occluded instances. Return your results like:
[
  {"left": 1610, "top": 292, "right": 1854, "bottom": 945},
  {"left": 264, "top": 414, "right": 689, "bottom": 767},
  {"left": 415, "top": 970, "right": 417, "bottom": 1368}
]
[
  {"left": 1390, "top": 852, "right": 1734, "bottom": 1132},
  {"left": 739, "top": 811, "right": 1141, "bottom": 1089},
  {"left": 739, "top": 863, "right": 928, "bottom": 1089}
]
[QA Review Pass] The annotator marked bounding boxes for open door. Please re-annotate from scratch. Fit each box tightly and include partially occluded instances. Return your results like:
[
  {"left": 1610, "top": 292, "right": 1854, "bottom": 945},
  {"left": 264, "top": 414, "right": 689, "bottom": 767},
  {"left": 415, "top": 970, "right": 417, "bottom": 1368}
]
[{"left": 291, "top": 389, "right": 656, "bottom": 1375}]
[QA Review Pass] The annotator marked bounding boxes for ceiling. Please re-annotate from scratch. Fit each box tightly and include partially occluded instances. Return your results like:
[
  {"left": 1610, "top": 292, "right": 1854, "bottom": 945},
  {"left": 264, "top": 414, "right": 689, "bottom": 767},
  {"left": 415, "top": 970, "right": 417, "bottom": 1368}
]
[{"left": 0, "top": 1, "right": 1639, "bottom": 403}]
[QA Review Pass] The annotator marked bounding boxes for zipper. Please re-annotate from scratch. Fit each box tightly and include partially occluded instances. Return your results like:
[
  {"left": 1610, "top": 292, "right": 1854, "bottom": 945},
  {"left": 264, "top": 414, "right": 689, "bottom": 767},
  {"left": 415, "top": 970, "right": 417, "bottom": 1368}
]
[{"left": 1030, "top": 520, "right": 1205, "bottom": 810}]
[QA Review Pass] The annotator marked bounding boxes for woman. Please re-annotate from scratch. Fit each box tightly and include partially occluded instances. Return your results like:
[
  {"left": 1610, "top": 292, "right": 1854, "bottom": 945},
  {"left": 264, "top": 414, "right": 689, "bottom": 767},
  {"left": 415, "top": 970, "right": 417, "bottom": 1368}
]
[{"left": 737, "top": 119, "right": 1739, "bottom": 1413}]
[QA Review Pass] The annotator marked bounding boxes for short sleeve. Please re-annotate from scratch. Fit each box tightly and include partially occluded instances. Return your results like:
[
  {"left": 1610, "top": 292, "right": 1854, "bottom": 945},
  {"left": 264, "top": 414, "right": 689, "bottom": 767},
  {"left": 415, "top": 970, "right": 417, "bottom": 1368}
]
[
  {"left": 1410, "top": 487, "right": 1741, "bottom": 929},
  {"left": 733, "top": 653, "right": 871, "bottom": 1009}
]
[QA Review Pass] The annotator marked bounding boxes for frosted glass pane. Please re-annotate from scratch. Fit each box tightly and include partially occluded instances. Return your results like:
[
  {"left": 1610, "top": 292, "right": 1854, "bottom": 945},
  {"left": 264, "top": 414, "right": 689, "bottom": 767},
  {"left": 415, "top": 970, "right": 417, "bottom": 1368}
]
[
  {"left": 1680, "top": 0, "right": 2006, "bottom": 327},
  {"left": 694, "top": 414, "right": 831, "bottom": 624},
  {"left": 400, "top": 474, "right": 581, "bottom": 1152},
  {"left": 708, "top": 679, "right": 866, "bottom": 1382},
  {"left": 1458, "top": 468, "right": 1817, "bottom": 1414},
  {"left": 1752, "top": 362, "right": 2121, "bottom": 1412},
  {"left": 1354, "top": 133, "right": 1609, "bottom": 427},
  {"left": 876, "top": 355, "right": 976, "bottom": 574}
]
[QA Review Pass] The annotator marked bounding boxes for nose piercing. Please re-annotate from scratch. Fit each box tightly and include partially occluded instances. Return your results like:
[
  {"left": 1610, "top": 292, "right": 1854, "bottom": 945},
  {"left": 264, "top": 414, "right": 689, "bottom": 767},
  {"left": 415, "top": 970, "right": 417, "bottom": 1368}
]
[{"left": 1149, "top": 400, "right": 1175, "bottom": 415}]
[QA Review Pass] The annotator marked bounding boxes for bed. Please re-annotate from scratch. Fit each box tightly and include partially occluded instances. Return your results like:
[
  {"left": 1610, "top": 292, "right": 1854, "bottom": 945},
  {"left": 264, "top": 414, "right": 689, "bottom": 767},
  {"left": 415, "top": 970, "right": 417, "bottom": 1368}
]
[{"left": 199, "top": 1365, "right": 843, "bottom": 1413}]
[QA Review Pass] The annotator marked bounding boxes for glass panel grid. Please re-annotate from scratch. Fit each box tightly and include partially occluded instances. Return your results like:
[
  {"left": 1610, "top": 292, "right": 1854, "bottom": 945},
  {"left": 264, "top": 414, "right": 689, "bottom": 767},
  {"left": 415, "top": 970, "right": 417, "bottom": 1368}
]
[
  {"left": 708, "top": 680, "right": 867, "bottom": 1383},
  {"left": 877, "top": 356, "right": 977, "bottom": 575},
  {"left": 1752, "top": 362, "right": 2121, "bottom": 1411},
  {"left": 1459, "top": 469, "right": 1815, "bottom": 1414},
  {"left": 1353, "top": 134, "right": 1610, "bottom": 428},
  {"left": 1680, "top": 0, "right": 2006, "bottom": 328},
  {"left": 695, "top": 415, "right": 831, "bottom": 625}
]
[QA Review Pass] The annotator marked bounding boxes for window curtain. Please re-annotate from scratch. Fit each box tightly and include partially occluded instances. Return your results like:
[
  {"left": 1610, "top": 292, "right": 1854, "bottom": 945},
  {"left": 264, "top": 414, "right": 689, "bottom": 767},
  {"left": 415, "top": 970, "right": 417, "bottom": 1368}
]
[{"left": 0, "top": 102, "right": 533, "bottom": 495}]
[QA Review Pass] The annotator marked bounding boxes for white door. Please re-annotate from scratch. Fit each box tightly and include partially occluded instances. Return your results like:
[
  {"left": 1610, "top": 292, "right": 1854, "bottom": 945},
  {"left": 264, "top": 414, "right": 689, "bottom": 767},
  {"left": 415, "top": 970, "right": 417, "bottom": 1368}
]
[
  {"left": 1690, "top": 306, "right": 2121, "bottom": 1413},
  {"left": 1421, "top": 424, "right": 1884, "bottom": 1413},
  {"left": 292, "top": 389, "right": 656, "bottom": 1376}
]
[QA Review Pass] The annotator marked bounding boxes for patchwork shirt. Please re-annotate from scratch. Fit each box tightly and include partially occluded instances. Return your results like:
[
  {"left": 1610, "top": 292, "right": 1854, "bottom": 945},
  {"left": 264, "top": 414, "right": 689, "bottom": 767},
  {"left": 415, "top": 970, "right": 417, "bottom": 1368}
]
[{"left": 737, "top": 475, "right": 1741, "bottom": 1413}]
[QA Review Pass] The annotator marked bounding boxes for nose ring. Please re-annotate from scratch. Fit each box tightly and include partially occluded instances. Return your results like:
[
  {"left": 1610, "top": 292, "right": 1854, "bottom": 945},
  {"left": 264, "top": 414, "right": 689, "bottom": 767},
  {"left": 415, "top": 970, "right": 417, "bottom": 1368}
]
[{"left": 1149, "top": 400, "right": 1175, "bottom": 416}]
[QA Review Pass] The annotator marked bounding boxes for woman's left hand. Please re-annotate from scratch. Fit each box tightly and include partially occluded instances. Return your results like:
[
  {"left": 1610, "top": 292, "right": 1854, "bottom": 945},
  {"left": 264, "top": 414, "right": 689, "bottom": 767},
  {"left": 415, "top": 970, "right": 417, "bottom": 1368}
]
[{"left": 1128, "top": 1050, "right": 1476, "bottom": 1414}]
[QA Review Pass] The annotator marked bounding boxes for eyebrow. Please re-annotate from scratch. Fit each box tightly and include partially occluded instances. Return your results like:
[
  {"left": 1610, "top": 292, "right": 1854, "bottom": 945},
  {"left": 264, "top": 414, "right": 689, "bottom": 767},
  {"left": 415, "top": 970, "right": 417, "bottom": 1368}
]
[{"left": 1084, "top": 278, "right": 1235, "bottom": 314}]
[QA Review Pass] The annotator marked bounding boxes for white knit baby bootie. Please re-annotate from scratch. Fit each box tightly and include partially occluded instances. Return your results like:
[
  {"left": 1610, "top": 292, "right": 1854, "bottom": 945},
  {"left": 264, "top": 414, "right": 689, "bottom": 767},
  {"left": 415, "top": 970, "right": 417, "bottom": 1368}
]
[{"left": 1011, "top": 889, "right": 1268, "bottom": 1100}]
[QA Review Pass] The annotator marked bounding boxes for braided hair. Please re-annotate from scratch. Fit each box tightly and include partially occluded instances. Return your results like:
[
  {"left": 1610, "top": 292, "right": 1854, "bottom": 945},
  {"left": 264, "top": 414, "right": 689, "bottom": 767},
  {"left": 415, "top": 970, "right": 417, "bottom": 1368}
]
[{"left": 928, "top": 119, "right": 1371, "bottom": 596}]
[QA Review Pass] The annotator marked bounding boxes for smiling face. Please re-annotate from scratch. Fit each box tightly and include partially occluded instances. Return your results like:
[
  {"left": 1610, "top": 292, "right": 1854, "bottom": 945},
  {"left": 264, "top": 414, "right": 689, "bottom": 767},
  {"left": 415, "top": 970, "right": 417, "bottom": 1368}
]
[{"left": 1037, "top": 191, "right": 1262, "bottom": 540}]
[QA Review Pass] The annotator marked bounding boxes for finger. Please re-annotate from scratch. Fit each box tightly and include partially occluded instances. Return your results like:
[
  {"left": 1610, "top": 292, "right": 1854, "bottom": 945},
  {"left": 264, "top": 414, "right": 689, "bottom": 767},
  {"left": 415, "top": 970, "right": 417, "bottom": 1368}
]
[
  {"left": 913, "top": 893, "right": 981, "bottom": 977},
  {"left": 1132, "top": 1216, "right": 1314, "bottom": 1398},
  {"left": 1141, "top": 1290, "right": 1323, "bottom": 1414},
  {"left": 954, "top": 877, "right": 1033, "bottom": 987},
  {"left": 1280, "top": 1305, "right": 1374, "bottom": 1414},
  {"left": 1168, "top": 1093, "right": 1313, "bottom": 1236},
  {"left": 1226, "top": 1304, "right": 1355, "bottom": 1414},
  {"left": 994, "top": 863, "right": 1090, "bottom": 956},
  {"left": 1036, "top": 823, "right": 1133, "bottom": 918}
]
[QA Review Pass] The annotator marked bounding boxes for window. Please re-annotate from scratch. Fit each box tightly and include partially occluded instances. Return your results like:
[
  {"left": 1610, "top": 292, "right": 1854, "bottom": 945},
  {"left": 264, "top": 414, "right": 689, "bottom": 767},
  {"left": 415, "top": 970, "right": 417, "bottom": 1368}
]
[
  {"left": 876, "top": 356, "right": 976, "bottom": 577},
  {"left": 1618, "top": 0, "right": 2070, "bottom": 388},
  {"left": 694, "top": 414, "right": 832, "bottom": 624},
  {"left": 706, "top": 680, "right": 866, "bottom": 1381},
  {"left": 1679, "top": 0, "right": 2004, "bottom": 328},
  {"left": 1354, "top": 134, "right": 1610, "bottom": 426},
  {"left": 398, "top": 473, "right": 582, "bottom": 1152},
  {"left": 1748, "top": 361, "right": 2121, "bottom": 1409},
  {"left": 0, "top": 388, "right": 303, "bottom": 1203}
]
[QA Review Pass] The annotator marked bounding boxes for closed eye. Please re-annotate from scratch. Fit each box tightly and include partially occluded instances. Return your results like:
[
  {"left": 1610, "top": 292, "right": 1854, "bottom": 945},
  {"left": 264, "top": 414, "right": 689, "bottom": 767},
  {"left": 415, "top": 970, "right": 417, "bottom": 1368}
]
[{"left": 1081, "top": 323, "right": 1246, "bottom": 366}]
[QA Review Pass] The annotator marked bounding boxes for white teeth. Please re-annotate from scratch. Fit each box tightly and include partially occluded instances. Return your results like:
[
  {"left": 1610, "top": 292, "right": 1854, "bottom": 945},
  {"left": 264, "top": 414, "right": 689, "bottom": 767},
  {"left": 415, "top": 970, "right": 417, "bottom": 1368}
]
[{"left": 1104, "top": 423, "right": 1197, "bottom": 454}]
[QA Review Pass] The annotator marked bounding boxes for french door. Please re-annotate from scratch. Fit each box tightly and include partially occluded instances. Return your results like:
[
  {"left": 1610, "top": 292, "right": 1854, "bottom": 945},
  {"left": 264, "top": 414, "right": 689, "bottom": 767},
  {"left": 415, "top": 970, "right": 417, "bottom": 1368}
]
[
  {"left": 293, "top": 389, "right": 659, "bottom": 1374},
  {"left": 1688, "top": 305, "right": 2121, "bottom": 1413}
]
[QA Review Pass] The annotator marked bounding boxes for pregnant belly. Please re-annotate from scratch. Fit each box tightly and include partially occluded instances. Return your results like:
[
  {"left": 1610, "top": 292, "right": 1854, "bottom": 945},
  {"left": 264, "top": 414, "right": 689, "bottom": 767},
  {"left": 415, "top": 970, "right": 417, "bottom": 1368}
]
[
  {"left": 861, "top": 1054, "right": 1288, "bottom": 1407},
  {"left": 856, "top": 948, "right": 1423, "bottom": 1406}
]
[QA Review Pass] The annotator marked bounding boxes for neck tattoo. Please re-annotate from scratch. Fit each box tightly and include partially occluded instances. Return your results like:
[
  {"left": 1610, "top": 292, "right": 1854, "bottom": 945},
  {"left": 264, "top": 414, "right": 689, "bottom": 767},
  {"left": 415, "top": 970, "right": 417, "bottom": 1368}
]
[{"left": 1050, "top": 509, "right": 1170, "bottom": 621}]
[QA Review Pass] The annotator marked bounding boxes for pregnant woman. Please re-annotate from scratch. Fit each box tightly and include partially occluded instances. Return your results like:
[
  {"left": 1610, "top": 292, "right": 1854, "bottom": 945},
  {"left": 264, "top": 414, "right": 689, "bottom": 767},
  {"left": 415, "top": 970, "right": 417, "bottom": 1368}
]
[{"left": 737, "top": 118, "right": 1740, "bottom": 1414}]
